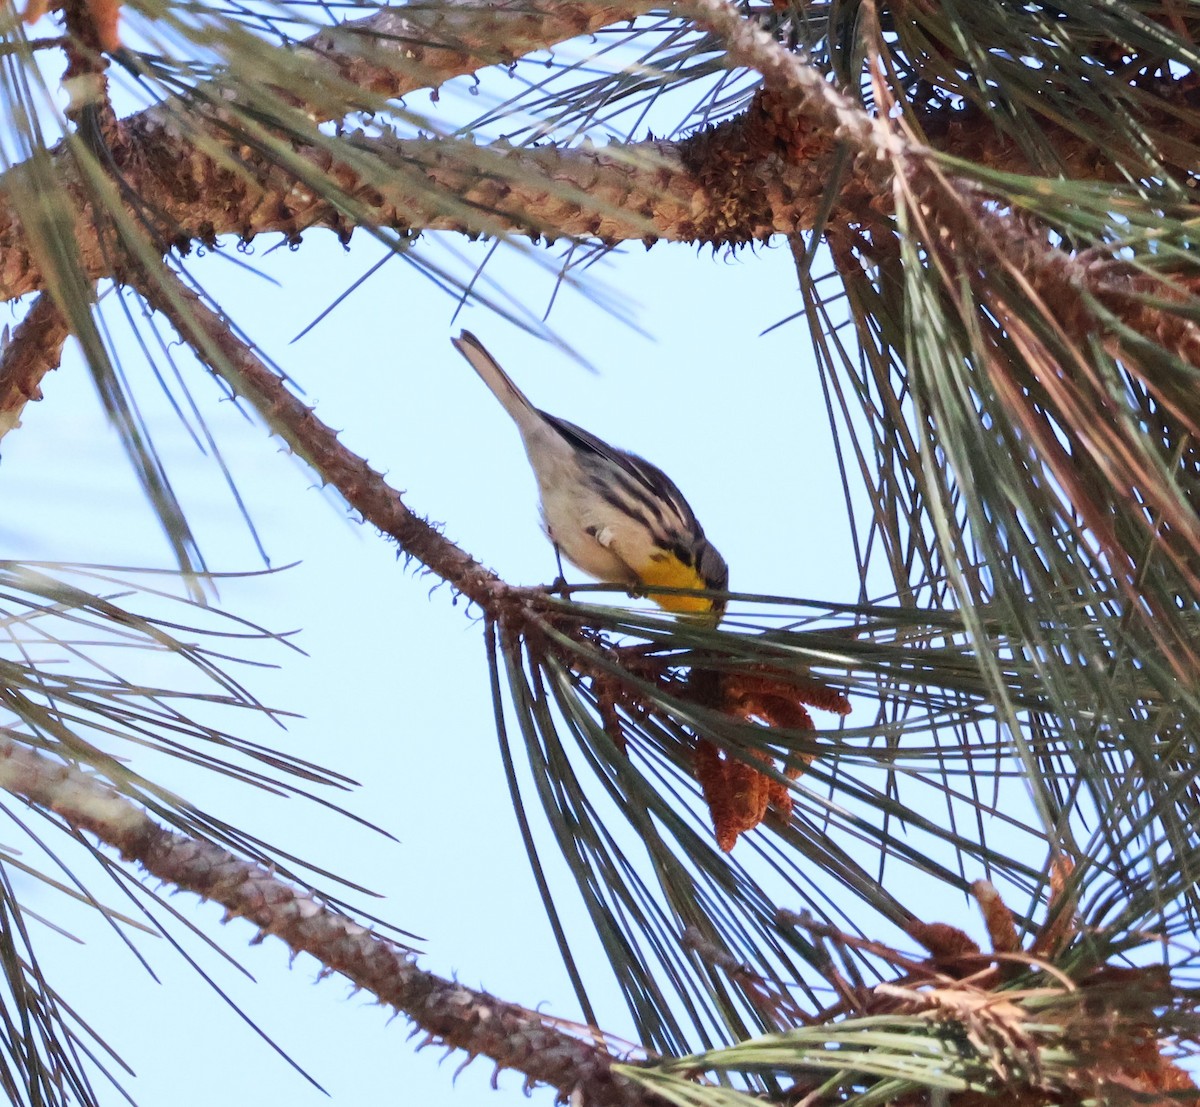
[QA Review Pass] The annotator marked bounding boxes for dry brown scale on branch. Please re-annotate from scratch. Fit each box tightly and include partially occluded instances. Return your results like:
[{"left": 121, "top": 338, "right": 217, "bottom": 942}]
[
  {"left": 586, "top": 643, "right": 851, "bottom": 851},
  {"left": 681, "top": 870, "right": 1200, "bottom": 1106},
  {"left": 692, "top": 739, "right": 798, "bottom": 852},
  {"left": 694, "top": 666, "right": 850, "bottom": 851},
  {"left": 23, "top": 0, "right": 121, "bottom": 61},
  {"left": 756, "top": 864, "right": 1199, "bottom": 1107},
  {"left": 888, "top": 865, "right": 1199, "bottom": 1107}
]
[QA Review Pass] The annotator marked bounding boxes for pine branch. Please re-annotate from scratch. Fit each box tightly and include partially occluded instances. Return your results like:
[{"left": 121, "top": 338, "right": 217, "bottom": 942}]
[
  {"left": 1, "top": 1, "right": 1193, "bottom": 301},
  {"left": 961, "top": 186, "right": 1200, "bottom": 378},
  {"left": 0, "top": 737, "right": 658, "bottom": 1107},
  {"left": 913, "top": 180, "right": 1200, "bottom": 674},
  {"left": 0, "top": 103, "right": 1051, "bottom": 301},
  {"left": 0, "top": 124, "right": 837, "bottom": 301},
  {"left": 0, "top": 294, "right": 71, "bottom": 442}
]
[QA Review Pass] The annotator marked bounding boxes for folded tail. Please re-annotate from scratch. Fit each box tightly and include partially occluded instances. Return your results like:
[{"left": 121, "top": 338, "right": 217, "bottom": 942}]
[{"left": 452, "top": 331, "right": 541, "bottom": 433}]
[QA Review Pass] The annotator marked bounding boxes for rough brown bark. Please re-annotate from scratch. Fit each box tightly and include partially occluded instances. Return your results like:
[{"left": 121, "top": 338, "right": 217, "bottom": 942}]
[
  {"left": 0, "top": 293, "right": 71, "bottom": 441},
  {"left": 0, "top": 737, "right": 656, "bottom": 1107},
  {"left": 302, "top": 1, "right": 659, "bottom": 118},
  {"left": 0, "top": 123, "right": 839, "bottom": 301}
]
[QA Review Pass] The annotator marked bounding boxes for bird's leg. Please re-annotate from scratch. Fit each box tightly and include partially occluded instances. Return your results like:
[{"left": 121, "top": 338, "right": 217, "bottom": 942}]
[{"left": 550, "top": 540, "right": 569, "bottom": 595}]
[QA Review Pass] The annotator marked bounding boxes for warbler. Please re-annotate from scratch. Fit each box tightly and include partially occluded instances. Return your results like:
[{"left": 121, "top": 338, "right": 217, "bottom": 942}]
[{"left": 452, "top": 331, "right": 728, "bottom": 620}]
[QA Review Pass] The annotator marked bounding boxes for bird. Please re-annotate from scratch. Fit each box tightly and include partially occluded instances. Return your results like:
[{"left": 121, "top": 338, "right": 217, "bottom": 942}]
[{"left": 452, "top": 331, "right": 728, "bottom": 621}]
